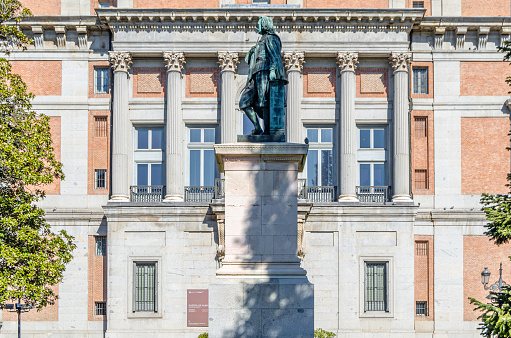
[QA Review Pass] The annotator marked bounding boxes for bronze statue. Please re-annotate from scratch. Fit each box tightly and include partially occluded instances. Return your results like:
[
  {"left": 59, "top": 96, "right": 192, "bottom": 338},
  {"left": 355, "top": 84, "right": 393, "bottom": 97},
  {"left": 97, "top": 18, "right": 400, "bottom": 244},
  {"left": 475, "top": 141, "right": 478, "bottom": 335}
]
[{"left": 239, "top": 16, "right": 287, "bottom": 137}]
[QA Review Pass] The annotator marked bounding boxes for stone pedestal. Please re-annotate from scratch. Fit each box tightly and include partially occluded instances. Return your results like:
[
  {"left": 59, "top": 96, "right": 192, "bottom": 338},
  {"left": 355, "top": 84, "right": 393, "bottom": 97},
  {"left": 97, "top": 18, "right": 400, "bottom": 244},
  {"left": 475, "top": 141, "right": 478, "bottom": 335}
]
[{"left": 209, "top": 143, "right": 314, "bottom": 338}]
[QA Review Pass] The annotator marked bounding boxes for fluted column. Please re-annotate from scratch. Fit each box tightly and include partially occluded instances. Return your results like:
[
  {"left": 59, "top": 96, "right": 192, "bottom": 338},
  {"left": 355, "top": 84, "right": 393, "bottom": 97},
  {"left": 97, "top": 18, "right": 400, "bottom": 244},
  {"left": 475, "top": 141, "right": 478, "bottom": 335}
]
[
  {"left": 389, "top": 52, "right": 412, "bottom": 202},
  {"left": 284, "top": 52, "right": 305, "bottom": 143},
  {"left": 163, "top": 52, "right": 186, "bottom": 202},
  {"left": 337, "top": 52, "right": 359, "bottom": 202},
  {"left": 108, "top": 51, "right": 132, "bottom": 202},
  {"left": 218, "top": 52, "right": 239, "bottom": 144}
]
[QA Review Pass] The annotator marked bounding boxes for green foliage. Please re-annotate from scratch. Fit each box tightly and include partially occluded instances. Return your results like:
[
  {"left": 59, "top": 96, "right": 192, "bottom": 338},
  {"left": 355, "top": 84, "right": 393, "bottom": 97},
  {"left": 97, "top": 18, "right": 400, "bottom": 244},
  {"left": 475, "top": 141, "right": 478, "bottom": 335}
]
[
  {"left": 314, "top": 328, "right": 336, "bottom": 338},
  {"left": 480, "top": 193, "right": 511, "bottom": 245},
  {"left": 197, "top": 333, "right": 208, "bottom": 338},
  {"left": 470, "top": 286, "right": 511, "bottom": 338},
  {"left": 0, "top": 0, "right": 75, "bottom": 310}
]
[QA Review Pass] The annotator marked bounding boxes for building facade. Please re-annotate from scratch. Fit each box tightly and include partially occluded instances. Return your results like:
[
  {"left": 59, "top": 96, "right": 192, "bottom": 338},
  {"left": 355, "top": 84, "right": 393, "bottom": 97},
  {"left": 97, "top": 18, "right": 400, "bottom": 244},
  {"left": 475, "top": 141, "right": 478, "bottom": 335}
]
[{"left": 1, "top": 0, "right": 511, "bottom": 337}]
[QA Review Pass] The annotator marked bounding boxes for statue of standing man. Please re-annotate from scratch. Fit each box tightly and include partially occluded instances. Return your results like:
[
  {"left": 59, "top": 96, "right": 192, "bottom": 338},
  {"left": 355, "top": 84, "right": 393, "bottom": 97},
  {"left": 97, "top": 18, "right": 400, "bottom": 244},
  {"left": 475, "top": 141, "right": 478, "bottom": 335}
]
[{"left": 239, "top": 16, "right": 287, "bottom": 136}]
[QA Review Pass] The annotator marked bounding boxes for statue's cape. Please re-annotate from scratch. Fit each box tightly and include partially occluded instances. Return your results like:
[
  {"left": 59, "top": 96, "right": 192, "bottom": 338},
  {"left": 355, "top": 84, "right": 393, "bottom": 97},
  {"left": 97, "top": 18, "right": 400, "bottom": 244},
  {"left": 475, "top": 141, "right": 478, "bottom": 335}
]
[{"left": 246, "top": 32, "right": 286, "bottom": 82}]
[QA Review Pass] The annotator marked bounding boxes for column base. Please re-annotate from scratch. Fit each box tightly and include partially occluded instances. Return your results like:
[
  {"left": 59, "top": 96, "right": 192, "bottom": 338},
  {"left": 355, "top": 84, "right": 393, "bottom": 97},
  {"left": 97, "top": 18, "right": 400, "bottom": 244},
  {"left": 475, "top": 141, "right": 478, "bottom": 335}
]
[
  {"left": 339, "top": 194, "right": 359, "bottom": 202},
  {"left": 392, "top": 194, "right": 413, "bottom": 203},
  {"left": 109, "top": 195, "right": 130, "bottom": 202},
  {"left": 163, "top": 195, "right": 184, "bottom": 202}
]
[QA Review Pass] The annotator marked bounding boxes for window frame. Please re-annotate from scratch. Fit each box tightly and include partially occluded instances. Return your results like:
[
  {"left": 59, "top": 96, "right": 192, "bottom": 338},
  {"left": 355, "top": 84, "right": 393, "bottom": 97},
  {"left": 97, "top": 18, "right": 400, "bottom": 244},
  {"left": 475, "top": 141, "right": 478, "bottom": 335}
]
[
  {"left": 94, "top": 67, "right": 110, "bottom": 94},
  {"left": 133, "top": 126, "right": 165, "bottom": 187},
  {"left": 416, "top": 301, "right": 428, "bottom": 316},
  {"left": 94, "top": 169, "right": 107, "bottom": 190},
  {"left": 128, "top": 257, "right": 162, "bottom": 318},
  {"left": 95, "top": 236, "right": 106, "bottom": 256},
  {"left": 303, "top": 126, "right": 335, "bottom": 187},
  {"left": 412, "top": 67, "right": 429, "bottom": 95},
  {"left": 94, "top": 301, "right": 106, "bottom": 316},
  {"left": 186, "top": 126, "right": 218, "bottom": 187},
  {"left": 357, "top": 126, "right": 388, "bottom": 187},
  {"left": 359, "top": 256, "right": 394, "bottom": 318}
]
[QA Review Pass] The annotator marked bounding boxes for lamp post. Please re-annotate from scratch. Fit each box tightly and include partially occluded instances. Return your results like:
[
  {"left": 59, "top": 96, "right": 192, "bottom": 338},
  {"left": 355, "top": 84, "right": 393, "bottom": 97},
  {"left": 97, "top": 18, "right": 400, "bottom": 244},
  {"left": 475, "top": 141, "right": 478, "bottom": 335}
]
[
  {"left": 4, "top": 299, "right": 33, "bottom": 338},
  {"left": 481, "top": 263, "right": 510, "bottom": 299}
]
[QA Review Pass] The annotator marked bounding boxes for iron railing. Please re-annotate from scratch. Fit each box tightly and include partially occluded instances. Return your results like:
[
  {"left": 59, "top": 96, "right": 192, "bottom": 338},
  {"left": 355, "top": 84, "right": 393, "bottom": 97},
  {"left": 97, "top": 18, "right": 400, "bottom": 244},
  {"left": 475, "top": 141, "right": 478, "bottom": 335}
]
[
  {"left": 298, "top": 179, "right": 337, "bottom": 202},
  {"left": 356, "top": 186, "right": 391, "bottom": 203},
  {"left": 130, "top": 185, "right": 165, "bottom": 202},
  {"left": 184, "top": 186, "right": 215, "bottom": 202}
]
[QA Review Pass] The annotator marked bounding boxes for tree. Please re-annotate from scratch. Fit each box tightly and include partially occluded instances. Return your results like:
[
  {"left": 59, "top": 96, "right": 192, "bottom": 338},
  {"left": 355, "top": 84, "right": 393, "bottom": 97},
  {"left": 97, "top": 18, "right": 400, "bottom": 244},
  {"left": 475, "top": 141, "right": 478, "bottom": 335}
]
[
  {"left": 0, "top": 0, "right": 76, "bottom": 310},
  {"left": 468, "top": 41, "right": 511, "bottom": 337}
]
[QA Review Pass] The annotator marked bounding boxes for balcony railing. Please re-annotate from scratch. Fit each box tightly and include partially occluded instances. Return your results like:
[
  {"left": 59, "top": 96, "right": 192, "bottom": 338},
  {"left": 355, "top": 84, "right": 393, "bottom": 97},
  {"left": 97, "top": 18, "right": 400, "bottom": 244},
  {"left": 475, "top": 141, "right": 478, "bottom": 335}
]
[
  {"left": 298, "top": 179, "right": 337, "bottom": 202},
  {"left": 185, "top": 179, "right": 225, "bottom": 202},
  {"left": 356, "top": 186, "right": 391, "bottom": 203},
  {"left": 130, "top": 185, "right": 165, "bottom": 202}
]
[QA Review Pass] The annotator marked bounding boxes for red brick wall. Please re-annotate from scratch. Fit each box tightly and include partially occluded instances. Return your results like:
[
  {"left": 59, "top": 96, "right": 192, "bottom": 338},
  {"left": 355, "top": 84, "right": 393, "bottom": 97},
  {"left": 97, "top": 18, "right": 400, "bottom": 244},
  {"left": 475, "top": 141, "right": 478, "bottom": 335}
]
[
  {"left": 460, "top": 62, "right": 510, "bottom": 97},
  {"left": 304, "top": 0, "right": 388, "bottom": 8},
  {"left": 133, "top": 67, "right": 166, "bottom": 98},
  {"left": 461, "top": 0, "right": 510, "bottom": 16},
  {"left": 11, "top": 61, "right": 62, "bottom": 96},
  {"left": 356, "top": 67, "right": 389, "bottom": 98},
  {"left": 88, "top": 236, "right": 107, "bottom": 321},
  {"left": 461, "top": 117, "right": 509, "bottom": 195},
  {"left": 464, "top": 236, "right": 511, "bottom": 321},
  {"left": 134, "top": 0, "right": 219, "bottom": 7},
  {"left": 303, "top": 67, "right": 336, "bottom": 98},
  {"left": 21, "top": 0, "right": 60, "bottom": 15},
  {"left": 2, "top": 285, "right": 59, "bottom": 321},
  {"left": 411, "top": 62, "right": 433, "bottom": 99},
  {"left": 415, "top": 236, "right": 434, "bottom": 321},
  {"left": 89, "top": 61, "right": 111, "bottom": 98},
  {"left": 411, "top": 111, "right": 434, "bottom": 195},
  {"left": 88, "top": 111, "right": 110, "bottom": 195},
  {"left": 186, "top": 67, "right": 219, "bottom": 98},
  {"left": 41, "top": 117, "right": 61, "bottom": 195}
]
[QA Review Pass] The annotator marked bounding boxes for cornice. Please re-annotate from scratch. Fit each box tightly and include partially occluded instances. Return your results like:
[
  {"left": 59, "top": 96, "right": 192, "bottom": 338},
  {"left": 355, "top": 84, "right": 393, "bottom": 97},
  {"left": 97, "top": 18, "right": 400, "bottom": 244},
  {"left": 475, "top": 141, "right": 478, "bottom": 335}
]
[
  {"left": 416, "top": 16, "right": 511, "bottom": 32},
  {"left": 16, "top": 16, "right": 100, "bottom": 30}
]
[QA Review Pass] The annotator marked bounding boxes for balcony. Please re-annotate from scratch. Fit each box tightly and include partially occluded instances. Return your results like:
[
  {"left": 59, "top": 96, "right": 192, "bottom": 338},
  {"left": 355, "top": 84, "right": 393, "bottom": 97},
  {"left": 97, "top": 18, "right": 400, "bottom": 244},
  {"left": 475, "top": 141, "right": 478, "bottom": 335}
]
[
  {"left": 184, "top": 179, "right": 225, "bottom": 202},
  {"left": 130, "top": 185, "right": 165, "bottom": 202},
  {"left": 298, "top": 179, "right": 337, "bottom": 203},
  {"left": 356, "top": 186, "right": 391, "bottom": 203}
]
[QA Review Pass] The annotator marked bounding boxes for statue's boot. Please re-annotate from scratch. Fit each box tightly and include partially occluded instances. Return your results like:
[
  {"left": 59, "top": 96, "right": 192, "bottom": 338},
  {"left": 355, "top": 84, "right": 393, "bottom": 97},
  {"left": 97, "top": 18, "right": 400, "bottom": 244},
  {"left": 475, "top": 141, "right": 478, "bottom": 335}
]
[{"left": 244, "top": 107, "right": 263, "bottom": 135}]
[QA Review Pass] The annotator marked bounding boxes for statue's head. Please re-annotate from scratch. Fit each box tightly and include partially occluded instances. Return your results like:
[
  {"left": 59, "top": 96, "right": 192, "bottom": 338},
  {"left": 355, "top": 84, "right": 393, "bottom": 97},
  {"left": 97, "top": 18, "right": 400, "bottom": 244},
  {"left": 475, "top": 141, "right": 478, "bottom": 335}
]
[{"left": 257, "top": 16, "right": 275, "bottom": 35}]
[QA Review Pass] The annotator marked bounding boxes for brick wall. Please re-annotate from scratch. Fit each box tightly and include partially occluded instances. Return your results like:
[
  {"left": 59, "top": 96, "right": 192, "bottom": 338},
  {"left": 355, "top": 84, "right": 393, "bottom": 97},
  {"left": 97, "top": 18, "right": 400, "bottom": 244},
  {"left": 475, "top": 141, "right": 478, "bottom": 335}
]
[
  {"left": 88, "top": 236, "right": 107, "bottom": 321},
  {"left": 461, "top": 0, "right": 510, "bottom": 16},
  {"left": 132, "top": 67, "right": 166, "bottom": 98},
  {"left": 21, "top": 0, "right": 60, "bottom": 15},
  {"left": 134, "top": 0, "right": 219, "bottom": 7},
  {"left": 356, "top": 67, "right": 388, "bottom": 98},
  {"left": 88, "top": 111, "right": 110, "bottom": 195},
  {"left": 89, "top": 61, "right": 111, "bottom": 98},
  {"left": 415, "top": 236, "right": 434, "bottom": 321},
  {"left": 411, "top": 111, "right": 434, "bottom": 195},
  {"left": 11, "top": 61, "right": 62, "bottom": 96},
  {"left": 411, "top": 62, "right": 433, "bottom": 99},
  {"left": 2, "top": 285, "right": 59, "bottom": 321},
  {"left": 41, "top": 117, "right": 61, "bottom": 195},
  {"left": 303, "top": 67, "right": 336, "bottom": 98},
  {"left": 406, "top": 0, "right": 431, "bottom": 15},
  {"left": 304, "top": 0, "right": 388, "bottom": 8},
  {"left": 91, "top": 0, "right": 117, "bottom": 14},
  {"left": 461, "top": 117, "right": 509, "bottom": 195},
  {"left": 186, "top": 67, "right": 219, "bottom": 98},
  {"left": 460, "top": 62, "right": 510, "bottom": 97},
  {"left": 464, "top": 236, "right": 511, "bottom": 321}
]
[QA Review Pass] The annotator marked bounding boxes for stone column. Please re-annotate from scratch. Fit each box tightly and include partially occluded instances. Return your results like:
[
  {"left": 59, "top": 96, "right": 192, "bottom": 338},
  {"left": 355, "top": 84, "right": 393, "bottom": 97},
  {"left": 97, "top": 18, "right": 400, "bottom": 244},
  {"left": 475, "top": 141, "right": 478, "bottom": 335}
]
[
  {"left": 283, "top": 51, "right": 305, "bottom": 143},
  {"left": 108, "top": 51, "right": 132, "bottom": 202},
  {"left": 337, "top": 52, "right": 359, "bottom": 202},
  {"left": 163, "top": 52, "right": 186, "bottom": 202},
  {"left": 389, "top": 52, "right": 412, "bottom": 202},
  {"left": 218, "top": 52, "right": 239, "bottom": 144}
]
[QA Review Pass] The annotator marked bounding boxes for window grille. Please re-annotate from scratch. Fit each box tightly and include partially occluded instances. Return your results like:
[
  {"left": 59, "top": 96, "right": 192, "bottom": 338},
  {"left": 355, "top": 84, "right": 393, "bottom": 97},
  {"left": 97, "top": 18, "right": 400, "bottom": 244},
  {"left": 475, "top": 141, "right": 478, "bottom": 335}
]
[
  {"left": 253, "top": 0, "right": 270, "bottom": 3},
  {"left": 94, "top": 116, "right": 108, "bottom": 137},
  {"left": 416, "top": 241, "right": 428, "bottom": 256},
  {"left": 416, "top": 301, "right": 428, "bottom": 316},
  {"left": 412, "top": 67, "right": 428, "bottom": 95},
  {"left": 95, "top": 302, "right": 106, "bottom": 315},
  {"left": 414, "top": 117, "right": 427, "bottom": 138},
  {"left": 95, "top": 236, "right": 106, "bottom": 256},
  {"left": 365, "top": 262, "right": 388, "bottom": 312},
  {"left": 94, "top": 67, "right": 110, "bottom": 94},
  {"left": 134, "top": 262, "right": 157, "bottom": 312},
  {"left": 415, "top": 169, "right": 428, "bottom": 190},
  {"left": 413, "top": 1, "right": 425, "bottom": 8},
  {"left": 94, "top": 169, "right": 107, "bottom": 189}
]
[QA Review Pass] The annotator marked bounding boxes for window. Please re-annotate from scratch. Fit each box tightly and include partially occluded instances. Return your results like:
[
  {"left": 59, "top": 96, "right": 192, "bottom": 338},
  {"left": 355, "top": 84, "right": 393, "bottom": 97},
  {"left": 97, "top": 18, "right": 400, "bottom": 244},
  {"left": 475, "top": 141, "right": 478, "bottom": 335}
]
[
  {"left": 305, "top": 127, "right": 334, "bottom": 187},
  {"left": 134, "top": 127, "right": 164, "bottom": 187},
  {"left": 94, "top": 116, "right": 108, "bottom": 137},
  {"left": 95, "top": 236, "right": 106, "bottom": 256},
  {"left": 188, "top": 128, "right": 217, "bottom": 186},
  {"left": 94, "top": 169, "right": 107, "bottom": 189},
  {"left": 252, "top": 0, "right": 270, "bottom": 3},
  {"left": 98, "top": 0, "right": 110, "bottom": 8},
  {"left": 415, "top": 169, "right": 428, "bottom": 190},
  {"left": 95, "top": 302, "right": 106, "bottom": 315},
  {"left": 416, "top": 301, "right": 428, "bottom": 316},
  {"left": 412, "top": 1, "right": 425, "bottom": 8},
  {"left": 357, "top": 127, "right": 387, "bottom": 187},
  {"left": 133, "top": 262, "right": 157, "bottom": 312},
  {"left": 412, "top": 67, "right": 428, "bottom": 95},
  {"left": 414, "top": 117, "right": 427, "bottom": 138},
  {"left": 365, "top": 262, "right": 388, "bottom": 312},
  {"left": 416, "top": 241, "right": 428, "bottom": 256},
  {"left": 94, "top": 67, "right": 109, "bottom": 94}
]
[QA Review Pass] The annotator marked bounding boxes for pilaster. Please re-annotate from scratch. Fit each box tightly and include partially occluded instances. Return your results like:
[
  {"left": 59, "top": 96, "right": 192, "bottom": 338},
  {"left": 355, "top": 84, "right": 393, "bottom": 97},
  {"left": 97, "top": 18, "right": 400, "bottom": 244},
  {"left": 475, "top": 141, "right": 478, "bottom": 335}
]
[
  {"left": 284, "top": 51, "right": 305, "bottom": 144},
  {"left": 218, "top": 52, "right": 239, "bottom": 144}
]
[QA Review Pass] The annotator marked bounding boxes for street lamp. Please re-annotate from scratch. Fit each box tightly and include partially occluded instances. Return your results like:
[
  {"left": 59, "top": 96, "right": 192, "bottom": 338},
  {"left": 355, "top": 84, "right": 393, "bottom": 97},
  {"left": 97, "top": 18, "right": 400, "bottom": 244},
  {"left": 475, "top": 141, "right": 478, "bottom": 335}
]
[
  {"left": 4, "top": 299, "right": 33, "bottom": 338},
  {"left": 481, "top": 263, "right": 510, "bottom": 298}
]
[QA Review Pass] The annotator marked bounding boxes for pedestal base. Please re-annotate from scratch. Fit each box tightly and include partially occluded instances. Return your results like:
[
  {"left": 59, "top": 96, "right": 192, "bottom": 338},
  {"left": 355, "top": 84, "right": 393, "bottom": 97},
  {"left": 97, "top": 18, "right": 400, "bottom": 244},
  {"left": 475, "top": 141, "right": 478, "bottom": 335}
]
[
  {"left": 339, "top": 194, "right": 359, "bottom": 202},
  {"left": 109, "top": 195, "right": 130, "bottom": 202},
  {"left": 209, "top": 278, "right": 314, "bottom": 338},
  {"left": 392, "top": 194, "right": 413, "bottom": 203},
  {"left": 162, "top": 194, "right": 184, "bottom": 202}
]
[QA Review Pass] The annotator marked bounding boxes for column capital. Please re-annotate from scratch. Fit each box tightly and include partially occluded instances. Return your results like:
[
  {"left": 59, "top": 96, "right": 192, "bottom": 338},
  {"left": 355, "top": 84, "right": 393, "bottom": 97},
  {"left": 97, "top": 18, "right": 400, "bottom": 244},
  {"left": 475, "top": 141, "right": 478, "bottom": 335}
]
[
  {"left": 163, "top": 52, "right": 186, "bottom": 72},
  {"left": 218, "top": 52, "right": 239, "bottom": 73},
  {"left": 389, "top": 52, "right": 412, "bottom": 72},
  {"left": 336, "top": 52, "right": 359, "bottom": 72},
  {"left": 108, "top": 51, "right": 132, "bottom": 72},
  {"left": 283, "top": 51, "right": 305, "bottom": 72}
]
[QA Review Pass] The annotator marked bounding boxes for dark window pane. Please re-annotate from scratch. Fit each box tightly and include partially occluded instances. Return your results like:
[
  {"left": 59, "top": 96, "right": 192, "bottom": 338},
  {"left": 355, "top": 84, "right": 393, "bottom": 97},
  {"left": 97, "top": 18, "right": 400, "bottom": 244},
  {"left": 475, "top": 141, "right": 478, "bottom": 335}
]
[
  {"left": 152, "top": 129, "right": 163, "bottom": 150},
  {"left": 307, "top": 150, "right": 318, "bottom": 186},
  {"left": 151, "top": 164, "right": 162, "bottom": 186},
  {"left": 138, "top": 130, "right": 149, "bottom": 149},
  {"left": 373, "top": 130, "right": 385, "bottom": 148},
  {"left": 204, "top": 129, "right": 215, "bottom": 143},
  {"left": 204, "top": 150, "right": 215, "bottom": 186},
  {"left": 360, "top": 130, "right": 370, "bottom": 148},
  {"left": 321, "top": 128, "right": 332, "bottom": 143},
  {"left": 137, "top": 164, "right": 148, "bottom": 186},
  {"left": 374, "top": 164, "right": 385, "bottom": 186},
  {"left": 190, "top": 129, "right": 201, "bottom": 143},
  {"left": 190, "top": 150, "right": 201, "bottom": 186},
  {"left": 307, "top": 129, "right": 318, "bottom": 143},
  {"left": 321, "top": 150, "right": 333, "bottom": 186},
  {"left": 360, "top": 164, "right": 371, "bottom": 186}
]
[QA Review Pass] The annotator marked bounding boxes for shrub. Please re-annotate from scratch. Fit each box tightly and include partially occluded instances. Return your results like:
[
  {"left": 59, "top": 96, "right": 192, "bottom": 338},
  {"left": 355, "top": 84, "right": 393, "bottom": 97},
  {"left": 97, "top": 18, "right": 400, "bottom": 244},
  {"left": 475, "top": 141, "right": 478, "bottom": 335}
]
[
  {"left": 198, "top": 333, "right": 208, "bottom": 338},
  {"left": 314, "top": 328, "right": 336, "bottom": 338}
]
